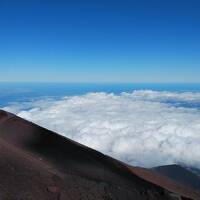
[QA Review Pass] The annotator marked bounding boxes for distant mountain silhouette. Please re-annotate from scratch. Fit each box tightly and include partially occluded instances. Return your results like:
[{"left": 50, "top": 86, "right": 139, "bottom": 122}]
[
  {"left": 152, "top": 164, "right": 200, "bottom": 192},
  {"left": 0, "top": 110, "right": 199, "bottom": 200},
  {"left": 187, "top": 167, "right": 200, "bottom": 177}
]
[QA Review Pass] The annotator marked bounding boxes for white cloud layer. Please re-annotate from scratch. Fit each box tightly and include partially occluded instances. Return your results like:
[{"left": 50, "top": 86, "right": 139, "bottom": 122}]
[{"left": 3, "top": 90, "right": 200, "bottom": 168}]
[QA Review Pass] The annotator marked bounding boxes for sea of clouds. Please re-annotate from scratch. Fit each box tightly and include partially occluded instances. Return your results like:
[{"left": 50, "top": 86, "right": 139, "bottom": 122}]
[{"left": 3, "top": 90, "right": 200, "bottom": 168}]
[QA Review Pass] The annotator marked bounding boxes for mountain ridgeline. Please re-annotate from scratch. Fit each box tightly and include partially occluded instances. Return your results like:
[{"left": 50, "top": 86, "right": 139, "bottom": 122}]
[{"left": 0, "top": 110, "right": 199, "bottom": 200}]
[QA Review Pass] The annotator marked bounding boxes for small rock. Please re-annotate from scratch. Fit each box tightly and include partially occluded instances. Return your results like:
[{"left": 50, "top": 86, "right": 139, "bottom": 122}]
[{"left": 47, "top": 186, "right": 60, "bottom": 193}]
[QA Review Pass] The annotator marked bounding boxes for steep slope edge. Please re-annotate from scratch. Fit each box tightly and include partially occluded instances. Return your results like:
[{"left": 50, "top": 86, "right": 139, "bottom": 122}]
[{"left": 0, "top": 110, "right": 199, "bottom": 200}]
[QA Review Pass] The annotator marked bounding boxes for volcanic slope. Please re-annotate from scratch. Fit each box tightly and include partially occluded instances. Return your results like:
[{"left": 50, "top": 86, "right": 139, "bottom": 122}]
[{"left": 0, "top": 110, "right": 199, "bottom": 200}]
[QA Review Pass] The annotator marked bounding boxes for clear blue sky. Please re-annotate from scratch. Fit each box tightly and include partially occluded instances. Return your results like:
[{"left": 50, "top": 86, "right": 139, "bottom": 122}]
[{"left": 0, "top": 0, "right": 200, "bottom": 83}]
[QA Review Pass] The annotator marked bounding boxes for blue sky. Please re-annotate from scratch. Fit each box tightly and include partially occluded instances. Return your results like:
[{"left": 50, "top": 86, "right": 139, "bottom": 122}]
[{"left": 0, "top": 0, "right": 200, "bottom": 83}]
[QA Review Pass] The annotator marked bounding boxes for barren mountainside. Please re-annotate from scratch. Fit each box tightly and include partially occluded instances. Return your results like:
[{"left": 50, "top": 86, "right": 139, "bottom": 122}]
[{"left": 0, "top": 110, "right": 199, "bottom": 200}]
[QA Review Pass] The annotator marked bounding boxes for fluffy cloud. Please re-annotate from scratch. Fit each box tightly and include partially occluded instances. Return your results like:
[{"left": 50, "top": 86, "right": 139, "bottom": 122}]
[{"left": 3, "top": 90, "right": 200, "bottom": 168}]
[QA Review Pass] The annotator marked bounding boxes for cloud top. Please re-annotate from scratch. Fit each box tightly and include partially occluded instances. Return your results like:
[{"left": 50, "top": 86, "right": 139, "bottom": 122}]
[{"left": 3, "top": 90, "right": 200, "bottom": 168}]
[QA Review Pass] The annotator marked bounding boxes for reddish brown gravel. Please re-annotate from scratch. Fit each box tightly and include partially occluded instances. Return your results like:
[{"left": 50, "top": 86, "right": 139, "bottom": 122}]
[{"left": 0, "top": 109, "right": 199, "bottom": 200}]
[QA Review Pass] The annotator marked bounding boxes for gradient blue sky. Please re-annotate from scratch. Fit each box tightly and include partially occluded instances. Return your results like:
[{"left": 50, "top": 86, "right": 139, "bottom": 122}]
[{"left": 0, "top": 0, "right": 200, "bottom": 83}]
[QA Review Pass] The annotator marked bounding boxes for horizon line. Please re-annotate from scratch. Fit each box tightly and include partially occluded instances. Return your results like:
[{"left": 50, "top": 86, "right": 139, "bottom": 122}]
[{"left": 1, "top": 81, "right": 200, "bottom": 85}]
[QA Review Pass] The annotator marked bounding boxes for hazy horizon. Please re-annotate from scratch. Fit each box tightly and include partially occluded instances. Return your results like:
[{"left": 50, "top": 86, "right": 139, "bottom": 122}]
[{"left": 1, "top": 82, "right": 200, "bottom": 168}]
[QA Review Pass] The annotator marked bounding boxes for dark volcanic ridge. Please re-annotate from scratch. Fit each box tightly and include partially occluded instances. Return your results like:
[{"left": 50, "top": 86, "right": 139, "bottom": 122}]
[
  {"left": 0, "top": 109, "right": 199, "bottom": 200},
  {"left": 152, "top": 164, "right": 200, "bottom": 192}
]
